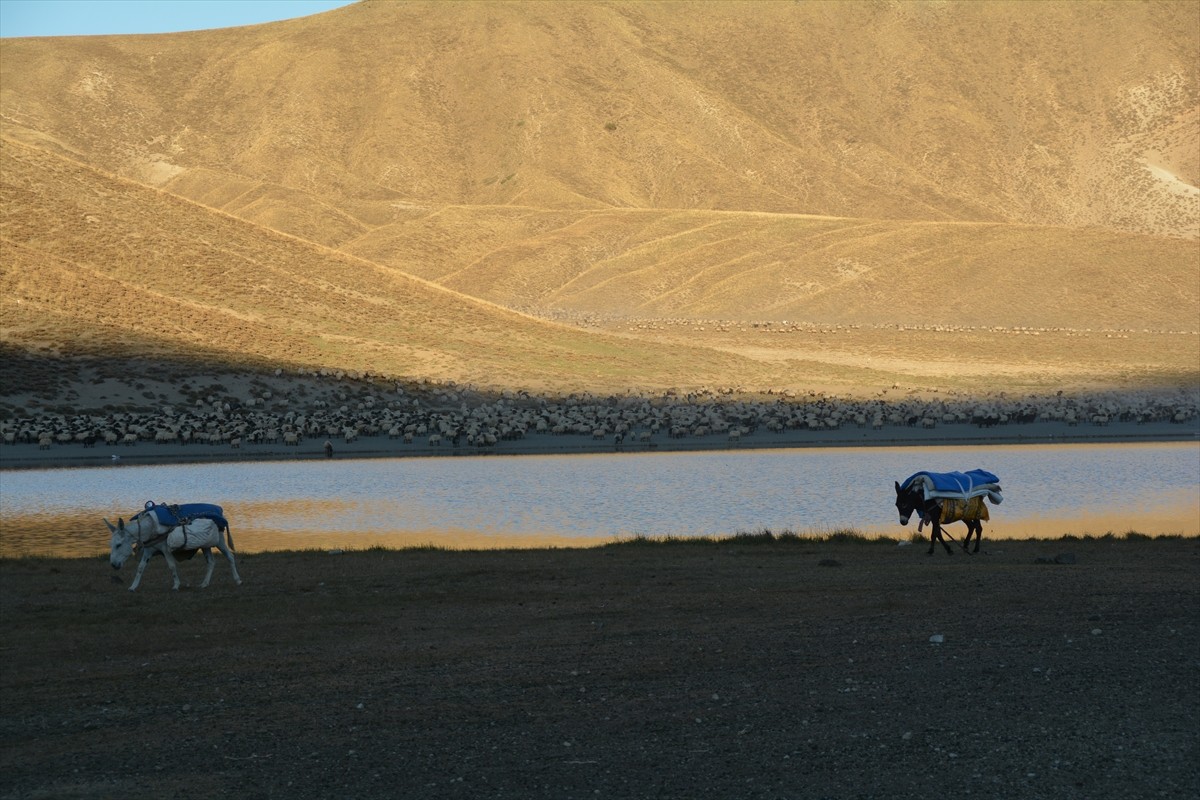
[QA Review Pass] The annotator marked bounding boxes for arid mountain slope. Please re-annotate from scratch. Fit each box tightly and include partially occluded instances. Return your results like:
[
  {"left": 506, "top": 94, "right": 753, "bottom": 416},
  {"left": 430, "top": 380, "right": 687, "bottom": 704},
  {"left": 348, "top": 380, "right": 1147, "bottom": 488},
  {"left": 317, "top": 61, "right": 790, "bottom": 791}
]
[
  {"left": 343, "top": 206, "right": 1198, "bottom": 327},
  {"left": 0, "top": 137, "right": 756, "bottom": 392},
  {"left": 0, "top": 0, "right": 1197, "bottom": 399},
  {"left": 2, "top": 0, "right": 1196, "bottom": 237}
]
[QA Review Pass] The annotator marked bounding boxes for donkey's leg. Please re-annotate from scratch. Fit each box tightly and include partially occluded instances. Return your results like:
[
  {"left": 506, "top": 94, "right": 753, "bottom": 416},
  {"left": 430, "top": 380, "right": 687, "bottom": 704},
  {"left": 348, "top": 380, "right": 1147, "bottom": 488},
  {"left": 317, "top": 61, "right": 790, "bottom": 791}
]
[
  {"left": 199, "top": 548, "right": 216, "bottom": 588},
  {"left": 129, "top": 550, "right": 152, "bottom": 591},
  {"left": 928, "top": 525, "right": 951, "bottom": 554},
  {"left": 970, "top": 522, "right": 982, "bottom": 553},
  {"left": 935, "top": 522, "right": 953, "bottom": 555},
  {"left": 161, "top": 548, "right": 182, "bottom": 590},
  {"left": 217, "top": 536, "right": 243, "bottom": 585}
]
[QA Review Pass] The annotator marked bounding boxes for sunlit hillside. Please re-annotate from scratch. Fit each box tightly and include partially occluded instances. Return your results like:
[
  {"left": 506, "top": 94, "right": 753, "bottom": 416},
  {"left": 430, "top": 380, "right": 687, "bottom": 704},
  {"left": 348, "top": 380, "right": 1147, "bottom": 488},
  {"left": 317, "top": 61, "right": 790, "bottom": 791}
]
[
  {"left": 342, "top": 206, "right": 1198, "bottom": 328},
  {"left": 0, "top": 138, "right": 761, "bottom": 393},
  {"left": 1, "top": 0, "right": 1197, "bottom": 402}
]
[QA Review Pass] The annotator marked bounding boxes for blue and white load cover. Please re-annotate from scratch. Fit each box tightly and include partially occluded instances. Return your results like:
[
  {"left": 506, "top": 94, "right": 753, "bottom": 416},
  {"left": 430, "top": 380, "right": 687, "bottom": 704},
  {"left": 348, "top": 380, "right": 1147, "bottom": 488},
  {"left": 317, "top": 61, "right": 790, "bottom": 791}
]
[
  {"left": 143, "top": 501, "right": 229, "bottom": 531},
  {"left": 900, "top": 469, "right": 1003, "bottom": 504}
]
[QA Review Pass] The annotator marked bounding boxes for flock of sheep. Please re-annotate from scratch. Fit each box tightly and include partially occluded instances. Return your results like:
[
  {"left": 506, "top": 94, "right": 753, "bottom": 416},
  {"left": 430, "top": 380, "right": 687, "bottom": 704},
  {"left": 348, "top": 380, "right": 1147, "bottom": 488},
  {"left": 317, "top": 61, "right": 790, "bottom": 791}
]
[{"left": 3, "top": 380, "right": 1197, "bottom": 453}]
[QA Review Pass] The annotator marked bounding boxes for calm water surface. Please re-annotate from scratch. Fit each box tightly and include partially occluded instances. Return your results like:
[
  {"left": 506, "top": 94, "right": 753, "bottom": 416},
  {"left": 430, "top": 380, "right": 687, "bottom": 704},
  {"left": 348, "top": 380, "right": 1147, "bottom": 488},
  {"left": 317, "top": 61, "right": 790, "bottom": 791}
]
[{"left": 1, "top": 442, "right": 1196, "bottom": 556}]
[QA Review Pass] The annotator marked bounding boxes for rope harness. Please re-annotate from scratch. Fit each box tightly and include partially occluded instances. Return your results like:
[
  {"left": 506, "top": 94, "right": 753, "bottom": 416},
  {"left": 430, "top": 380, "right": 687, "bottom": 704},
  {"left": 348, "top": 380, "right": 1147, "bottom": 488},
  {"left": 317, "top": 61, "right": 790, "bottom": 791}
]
[
  {"left": 132, "top": 502, "right": 195, "bottom": 556},
  {"left": 916, "top": 506, "right": 962, "bottom": 544}
]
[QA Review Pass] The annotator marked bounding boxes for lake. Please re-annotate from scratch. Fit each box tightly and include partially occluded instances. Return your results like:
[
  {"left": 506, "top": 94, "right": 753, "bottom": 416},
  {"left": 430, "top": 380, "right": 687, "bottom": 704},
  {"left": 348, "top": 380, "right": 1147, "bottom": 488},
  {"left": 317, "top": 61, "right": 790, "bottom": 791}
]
[{"left": 1, "top": 442, "right": 1196, "bottom": 557}]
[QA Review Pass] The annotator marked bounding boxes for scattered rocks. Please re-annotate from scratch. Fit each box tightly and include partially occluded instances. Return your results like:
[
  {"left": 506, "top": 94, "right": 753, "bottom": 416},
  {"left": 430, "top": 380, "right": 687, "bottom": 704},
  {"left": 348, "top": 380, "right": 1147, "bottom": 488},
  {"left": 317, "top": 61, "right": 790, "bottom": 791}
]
[{"left": 1034, "top": 553, "right": 1078, "bottom": 565}]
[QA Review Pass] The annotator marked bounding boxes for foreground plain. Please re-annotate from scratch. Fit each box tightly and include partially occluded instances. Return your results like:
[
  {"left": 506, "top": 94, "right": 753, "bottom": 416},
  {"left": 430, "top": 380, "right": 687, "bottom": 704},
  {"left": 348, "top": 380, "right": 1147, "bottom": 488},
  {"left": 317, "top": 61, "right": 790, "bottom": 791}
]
[{"left": 1, "top": 537, "right": 1196, "bottom": 799}]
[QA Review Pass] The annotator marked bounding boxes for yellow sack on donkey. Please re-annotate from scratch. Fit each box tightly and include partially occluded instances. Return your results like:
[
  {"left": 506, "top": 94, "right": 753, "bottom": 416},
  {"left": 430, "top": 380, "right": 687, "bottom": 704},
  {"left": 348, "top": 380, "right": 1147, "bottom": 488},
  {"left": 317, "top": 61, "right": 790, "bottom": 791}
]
[{"left": 939, "top": 496, "right": 990, "bottom": 524}]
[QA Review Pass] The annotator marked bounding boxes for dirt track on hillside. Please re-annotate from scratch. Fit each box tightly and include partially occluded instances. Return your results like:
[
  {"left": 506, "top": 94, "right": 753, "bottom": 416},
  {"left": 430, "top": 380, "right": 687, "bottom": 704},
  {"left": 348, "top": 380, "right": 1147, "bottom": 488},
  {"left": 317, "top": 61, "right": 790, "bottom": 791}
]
[{"left": 1, "top": 538, "right": 1197, "bottom": 800}]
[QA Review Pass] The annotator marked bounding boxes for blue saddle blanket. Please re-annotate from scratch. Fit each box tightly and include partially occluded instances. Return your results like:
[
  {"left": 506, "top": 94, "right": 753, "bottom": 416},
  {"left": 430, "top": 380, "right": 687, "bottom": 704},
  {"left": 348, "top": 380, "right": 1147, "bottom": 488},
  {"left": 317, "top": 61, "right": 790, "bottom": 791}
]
[
  {"left": 142, "top": 502, "right": 228, "bottom": 531},
  {"left": 901, "top": 470, "right": 1001, "bottom": 502}
]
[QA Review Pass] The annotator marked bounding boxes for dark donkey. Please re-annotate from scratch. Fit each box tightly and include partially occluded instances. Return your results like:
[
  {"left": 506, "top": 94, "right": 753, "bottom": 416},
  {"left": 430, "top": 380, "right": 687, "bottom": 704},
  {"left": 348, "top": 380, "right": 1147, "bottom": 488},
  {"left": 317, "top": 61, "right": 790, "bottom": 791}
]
[{"left": 894, "top": 470, "right": 1001, "bottom": 555}]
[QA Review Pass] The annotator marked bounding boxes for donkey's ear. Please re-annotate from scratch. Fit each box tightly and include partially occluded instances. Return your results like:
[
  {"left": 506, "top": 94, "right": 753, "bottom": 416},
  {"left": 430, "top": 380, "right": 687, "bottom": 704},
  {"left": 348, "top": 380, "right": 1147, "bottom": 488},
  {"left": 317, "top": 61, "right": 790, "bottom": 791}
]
[
  {"left": 118, "top": 517, "right": 126, "bottom": 530},
  {"left": 894, "top": 481, "right": 901, "bottom": 493},
  {"left": 103, "top": 518, "right": 116, "bottom": 532}
]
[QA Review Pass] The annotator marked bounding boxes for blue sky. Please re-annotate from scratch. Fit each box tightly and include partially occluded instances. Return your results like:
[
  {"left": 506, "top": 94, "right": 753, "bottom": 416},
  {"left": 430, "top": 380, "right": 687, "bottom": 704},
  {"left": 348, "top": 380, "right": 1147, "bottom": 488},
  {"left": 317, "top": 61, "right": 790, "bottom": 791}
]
[{"left": 0, "top": 0, "right": 356, "bottom": 38}]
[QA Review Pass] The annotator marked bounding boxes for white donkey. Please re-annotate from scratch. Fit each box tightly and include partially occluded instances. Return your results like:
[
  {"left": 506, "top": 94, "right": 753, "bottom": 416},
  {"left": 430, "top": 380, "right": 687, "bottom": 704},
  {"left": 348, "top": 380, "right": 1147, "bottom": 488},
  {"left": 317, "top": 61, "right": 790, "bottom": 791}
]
[{"left": 106, "top": 511, "right": 242, "bottom": 592}]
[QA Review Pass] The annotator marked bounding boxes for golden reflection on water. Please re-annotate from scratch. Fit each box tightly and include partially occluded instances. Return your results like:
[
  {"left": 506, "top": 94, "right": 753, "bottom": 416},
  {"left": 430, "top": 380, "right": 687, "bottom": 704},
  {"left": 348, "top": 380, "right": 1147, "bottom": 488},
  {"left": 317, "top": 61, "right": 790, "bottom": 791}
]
[
  {"left": 980, "top": 507, "right": 1200, "bottom": 540},
  {"left": 0, "top": 511, "right": 108, "bottom": 558},
  {"left": 243, "top": 527, "right": 601, "bottom": 553},
  {"left": 229, "top": 499, "right": 604, "bottom": 552},
  {"left": 0, "top": 502, "right": 614, "bottom": 558}
]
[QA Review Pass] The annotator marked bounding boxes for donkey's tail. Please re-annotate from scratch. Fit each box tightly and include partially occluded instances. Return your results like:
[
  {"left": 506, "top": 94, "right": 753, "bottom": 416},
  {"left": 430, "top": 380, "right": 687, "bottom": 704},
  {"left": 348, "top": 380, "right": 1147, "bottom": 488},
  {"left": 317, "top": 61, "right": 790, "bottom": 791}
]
[{"left": 225, "top": 524, "right": 235, "bottom": 552}]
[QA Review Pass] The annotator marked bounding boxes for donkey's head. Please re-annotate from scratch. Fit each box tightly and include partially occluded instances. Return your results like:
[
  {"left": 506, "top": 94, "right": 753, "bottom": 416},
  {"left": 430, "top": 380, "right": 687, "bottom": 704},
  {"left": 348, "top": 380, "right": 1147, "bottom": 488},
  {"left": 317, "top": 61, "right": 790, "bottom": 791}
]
[
  {"left": 894, "top": 481, "right": 920, "bottom": 526},
  {"left": 105, "top": 517, "right": 137, "bottom": 569}
]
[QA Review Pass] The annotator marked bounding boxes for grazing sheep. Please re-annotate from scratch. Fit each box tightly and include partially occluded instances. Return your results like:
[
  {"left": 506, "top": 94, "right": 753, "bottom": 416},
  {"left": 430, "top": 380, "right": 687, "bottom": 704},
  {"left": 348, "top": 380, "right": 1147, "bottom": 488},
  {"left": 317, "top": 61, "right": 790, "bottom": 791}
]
[{"left": 6, "top": 380, "right": 1197, "bottom": 465}]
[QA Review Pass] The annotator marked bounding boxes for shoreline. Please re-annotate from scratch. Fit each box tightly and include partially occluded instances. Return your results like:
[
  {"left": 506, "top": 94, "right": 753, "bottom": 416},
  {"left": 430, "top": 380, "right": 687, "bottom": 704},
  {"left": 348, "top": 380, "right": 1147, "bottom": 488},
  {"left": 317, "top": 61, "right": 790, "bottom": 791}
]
[
  {"left": 2, "top": 417, "right": 1196, "bottom": 470},
  {"left": 2, "top": 529, "right": 1195, "bottom": 564}
]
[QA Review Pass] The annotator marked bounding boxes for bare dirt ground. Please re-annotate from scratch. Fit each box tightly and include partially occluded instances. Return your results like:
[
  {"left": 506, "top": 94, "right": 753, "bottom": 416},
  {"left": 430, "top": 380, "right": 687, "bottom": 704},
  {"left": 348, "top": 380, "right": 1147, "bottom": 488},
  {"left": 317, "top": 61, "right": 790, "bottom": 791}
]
[{"left": 2, "top": 537, "right": 1197, "bottom": 800}]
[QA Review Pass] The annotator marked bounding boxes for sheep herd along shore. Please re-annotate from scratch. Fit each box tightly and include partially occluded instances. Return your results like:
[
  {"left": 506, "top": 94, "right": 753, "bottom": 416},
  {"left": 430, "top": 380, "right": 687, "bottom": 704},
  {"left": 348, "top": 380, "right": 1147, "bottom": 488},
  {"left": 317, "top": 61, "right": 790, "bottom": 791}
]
[{"left": 2, "top": 374, "right": 1196, "bottom": 469}]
